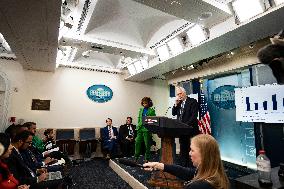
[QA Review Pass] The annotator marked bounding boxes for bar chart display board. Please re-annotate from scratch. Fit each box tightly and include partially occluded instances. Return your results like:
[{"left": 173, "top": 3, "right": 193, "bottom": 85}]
[{"left": 235, "top": 84, "right": 284, "bottom": 123}]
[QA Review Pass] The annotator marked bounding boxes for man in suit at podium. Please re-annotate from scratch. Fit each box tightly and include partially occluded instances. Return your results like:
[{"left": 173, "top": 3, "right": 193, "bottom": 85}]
[{"left": 172, "top": 86, "right": 199, "bottom": 167}]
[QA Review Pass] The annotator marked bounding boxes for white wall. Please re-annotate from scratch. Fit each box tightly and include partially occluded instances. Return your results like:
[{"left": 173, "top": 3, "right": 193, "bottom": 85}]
[{"left": 0, "top": 60, "right": 169, "bottom": 131}]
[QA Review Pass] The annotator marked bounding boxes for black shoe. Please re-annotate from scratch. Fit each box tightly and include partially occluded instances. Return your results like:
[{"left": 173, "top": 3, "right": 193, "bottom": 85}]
[
  {"left": 105, "top": 154, "right": 111, "bottom": 160},
  {"left": 63, "top": 175, "right": 75, "bottom": 188}
]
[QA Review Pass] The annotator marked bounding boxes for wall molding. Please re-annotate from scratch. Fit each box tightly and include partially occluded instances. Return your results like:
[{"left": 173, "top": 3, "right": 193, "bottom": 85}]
[{"left": 0, "top": 71, "right": 11, "bottom": 131}]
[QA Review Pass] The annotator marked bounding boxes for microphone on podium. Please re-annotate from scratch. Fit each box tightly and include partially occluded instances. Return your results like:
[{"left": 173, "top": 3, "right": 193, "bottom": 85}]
[
  {"left": 164, "top": 106, "right": 171, "bottom": 116},
  {"left": 118, "top": 158, "right": 148, "bottom": 168}
]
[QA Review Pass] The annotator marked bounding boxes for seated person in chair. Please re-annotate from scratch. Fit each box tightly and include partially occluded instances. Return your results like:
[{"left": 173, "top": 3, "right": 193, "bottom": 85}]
[
  {"left": 43, "top": 129, "right": 57, "bottom": 151},
  {"left": 101, "top": 118, "right": 119, "bottom": 159},
  {"left": 24, "top": 122, "right": 71, "bottom": 165},
  {"left": 119, "top": 117, "right": 136, "bottom": 157}
]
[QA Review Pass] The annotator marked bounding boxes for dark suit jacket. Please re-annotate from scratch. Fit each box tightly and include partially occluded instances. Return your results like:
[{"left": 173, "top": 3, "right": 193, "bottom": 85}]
[
  {"left": 101, "top": 126, "right": 119, "bottom": 149},
  {"left": 20, "top": 149, "right": 42, "bottom": 173},
  {"left": 6, "top": 147, "right": 37, "bottom": 185},
  {"left": 172, "top": 97, "right": 199, "bottom": 136},
  {"left": 119, "top": 124, "right": 136, "bottom": 143}
]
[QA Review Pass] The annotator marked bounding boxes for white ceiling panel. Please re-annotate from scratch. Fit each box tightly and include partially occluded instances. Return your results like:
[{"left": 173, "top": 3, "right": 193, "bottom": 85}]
[{"left": 0, "top": 0, "right": 60, "bottom": 71}]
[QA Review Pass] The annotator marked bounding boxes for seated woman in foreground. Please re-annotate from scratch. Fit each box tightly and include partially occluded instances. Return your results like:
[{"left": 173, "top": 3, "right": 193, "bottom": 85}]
[
  {"left": 143, "top": 134, "right": 229, "bottom": 189},
  {"left": 0, "top": 133, "right": 30, "bottom": 189}
]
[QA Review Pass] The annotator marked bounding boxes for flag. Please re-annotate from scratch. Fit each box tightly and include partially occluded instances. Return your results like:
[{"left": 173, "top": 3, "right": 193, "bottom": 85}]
[{"left": 198, "top": 93, "right": 211, "bottom": 134}]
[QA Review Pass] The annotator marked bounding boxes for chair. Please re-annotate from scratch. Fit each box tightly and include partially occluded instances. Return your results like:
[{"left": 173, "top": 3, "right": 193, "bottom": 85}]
[
  {"left": 55, "top": 129, "right": 76, "bottom": 155},
  {"left": 79, "top": 128, "right": 97, "bottom": 158},
  {"left": 100, "top": 128, "right": 107, "bottom": 157}
]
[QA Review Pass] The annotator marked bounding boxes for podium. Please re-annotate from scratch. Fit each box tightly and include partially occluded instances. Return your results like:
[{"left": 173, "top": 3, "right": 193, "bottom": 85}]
[{"left": 143, "top": 116, "right": 192, "bottom": 188}]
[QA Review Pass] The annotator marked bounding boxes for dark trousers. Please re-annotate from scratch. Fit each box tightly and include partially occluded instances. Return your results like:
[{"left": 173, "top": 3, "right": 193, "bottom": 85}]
[
  {"left": 120, "top": 140, "right": 135, "bottom": 157},
  {"left": 103, "top": 139, "right": 118, "bottom": 157},
  {"left": 179, "top": 136, "right": 193, "bottom": 167}
]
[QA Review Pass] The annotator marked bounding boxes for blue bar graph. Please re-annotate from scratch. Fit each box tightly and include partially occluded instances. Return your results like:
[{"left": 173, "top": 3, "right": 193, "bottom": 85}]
[
  {"left": 254, "top": 103, "right": 258, "bottom": 110},
  {"left": 246, "top": 97, "right": 250, "bottom": 111},
  {"left": 272, "top": 94, "right": 277, "bottom": 110},
  {"left": 245, "top": 94, "right": 284, "bottom": 111},
  {"left": 263, "top": 101, "right": 267, "bottom": 110}
]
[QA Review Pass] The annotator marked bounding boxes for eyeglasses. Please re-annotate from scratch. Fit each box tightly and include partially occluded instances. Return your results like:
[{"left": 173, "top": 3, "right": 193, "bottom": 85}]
[{"left": 25, "top": 141, "right": 32, "bottom": 145}]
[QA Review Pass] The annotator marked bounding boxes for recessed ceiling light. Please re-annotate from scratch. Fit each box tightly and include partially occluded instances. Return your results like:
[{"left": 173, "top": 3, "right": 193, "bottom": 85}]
[
  {"left": 198, "top": 12, "right": 213, "bottom": 20},
  {"left": 170, "top": 1, "right": 181, "bottom": 5}
]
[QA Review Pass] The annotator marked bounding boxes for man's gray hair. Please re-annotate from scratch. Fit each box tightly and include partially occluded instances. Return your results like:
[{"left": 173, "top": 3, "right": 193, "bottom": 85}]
[{"left": 176, "top": 86, "right": 186, "bottom": 94}]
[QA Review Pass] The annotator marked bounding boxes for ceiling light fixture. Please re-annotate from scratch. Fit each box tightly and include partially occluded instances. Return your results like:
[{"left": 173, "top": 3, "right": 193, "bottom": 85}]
[
  {"left": 186, "top": 25, "right": 208, "bottom": 46},
  {"left": 198, "top": 12, "right": 213, "bottom": 20},
  {"left": 231, "top": 0, "right": 265, "bottom": 23},
  {"left": 127, "top": 64, "right": 136, "bottom": 75},
  {"left": 82, "top": 50, "right": 92, "bottom": 58},
  {"left": 187, "top": 65, "right": 195, "bottom": 70},
  {"left": 156, "top": 44, "right": 170, "bottom": 61},
  {"left": 274, "top": 0, "right": 284, "bottom": 5},
  {"left": 140, "top": 59, "right": 149, "bottom": 70},
  {"left": 134, "top": 61, "right": 143, "bottom": 73},
  {"left": 168, "top": 37, "right": 184, "bottom": 55}
]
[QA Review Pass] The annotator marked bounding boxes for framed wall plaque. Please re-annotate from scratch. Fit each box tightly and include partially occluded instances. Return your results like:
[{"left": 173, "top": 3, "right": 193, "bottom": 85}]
[{"left": 31, "top": 99, "right": 50, "bottom": 111}]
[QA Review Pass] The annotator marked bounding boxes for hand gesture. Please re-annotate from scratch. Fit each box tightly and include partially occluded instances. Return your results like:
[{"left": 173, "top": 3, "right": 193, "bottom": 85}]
[
  {"left": 143, "top": 162, "right": 164, "bottom": 171},
  {"left": 175, "top": 97, "right": 182, "bottom": 106},
  {"left": 44, "top": 157, "right": 53, "bottom": 164},
  {"left": 37, "top": 172, "right": 48, "bottom": 182},
  {"left": 18, "top": 185, "right": 30, "bottom": 189}
]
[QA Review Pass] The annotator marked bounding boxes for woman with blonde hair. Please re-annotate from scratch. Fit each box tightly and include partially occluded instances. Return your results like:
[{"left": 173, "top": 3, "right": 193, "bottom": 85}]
[{"left": 143, "top": 134, "right": 229, "bottom": 189}]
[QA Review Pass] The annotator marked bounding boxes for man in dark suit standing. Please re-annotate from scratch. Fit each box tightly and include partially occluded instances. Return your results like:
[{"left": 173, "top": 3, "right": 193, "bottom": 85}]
[
  {"left": 172, "top": 86, "right": 199, "bottom": 167},
  {"left": 119, "top": 117, "right": 136, "bottom": 157},
  {"left": 101, "top": 118, "right": 119, "bottom": 159}
]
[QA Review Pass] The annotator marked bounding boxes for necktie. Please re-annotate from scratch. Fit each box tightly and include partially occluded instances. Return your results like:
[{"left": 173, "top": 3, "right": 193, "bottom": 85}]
[
  {"left": 108, "top": 126, "right": 112, "bottom": 138},
  {"left": 128, "top": 125, "right": 133, "bottom": 136},
  {"left": 179, "top": 101, "right": 185, "bottom": 120}
]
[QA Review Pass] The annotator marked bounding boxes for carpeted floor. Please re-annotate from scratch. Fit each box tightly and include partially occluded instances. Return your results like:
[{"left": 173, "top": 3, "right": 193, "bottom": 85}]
[
  {"left": 114, "top": 154, "right": 255, "bottom": 189},
  {"left": 69, "top": 158, "right": 132, "bottom": 189},
  {"left": 66, "top": 155, "right": 255, "bottom": 189}
]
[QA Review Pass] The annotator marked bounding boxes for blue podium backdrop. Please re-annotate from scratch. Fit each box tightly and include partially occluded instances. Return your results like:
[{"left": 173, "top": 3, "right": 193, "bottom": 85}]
[{"left": 204, "top": 70, "right": 256, "bottom": 168}]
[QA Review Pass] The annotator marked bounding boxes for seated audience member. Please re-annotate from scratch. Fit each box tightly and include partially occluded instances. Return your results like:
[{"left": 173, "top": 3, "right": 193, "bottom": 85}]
[
  {"left": 101, "top": 118, "right": 119, "bottom": 159},
  {"left": 6, "top": 130, "right": 64, "bottom": 189},
  {"left": 257, "top": 30, "right": 284, "bottom": 84},
  {"left": 24, "top": 122, "right": 45, "bottom": 153},
  {"left": 119, "top": 117, "right": 136, "bottom": 157},
  {"left": 24, "top": 122, "right": 71, "bottom": 165},
  {"left": 5, "top": 125, "right": 28, "bottom": 142},
  {"left": 143, "top": 134, "right": 229, "bottom": 189},
  {"left": 20, "top": 147, "right": 63, "bottom": 173},
  {"left": 43, "top": 129, "right": 57, "bottom": 150},
  {"left": 0, "top": 133, "right": 30, "bottom": 189}
]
